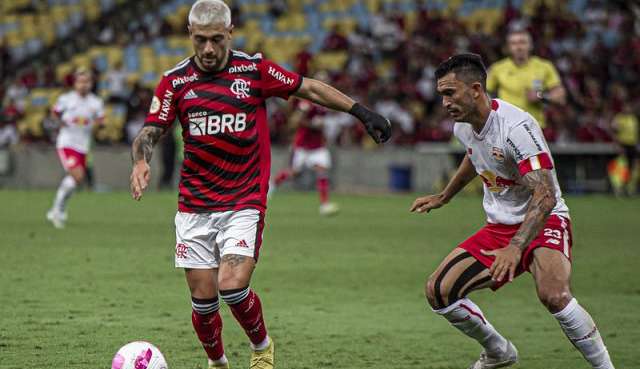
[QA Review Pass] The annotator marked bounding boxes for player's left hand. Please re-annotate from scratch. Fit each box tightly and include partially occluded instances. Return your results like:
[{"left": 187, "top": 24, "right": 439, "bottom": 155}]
[
  {"left": 349, "top": 103, "right": 392, "bottom": 144},
  {"left": 481, "top": 245, "right": 522, "bottom": 283},
  {"left": 526, "top": 89, "right": 540, "bottom": 103}
]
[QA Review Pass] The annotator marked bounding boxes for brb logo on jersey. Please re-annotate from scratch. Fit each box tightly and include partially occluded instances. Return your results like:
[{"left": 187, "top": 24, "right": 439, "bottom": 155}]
[
  {"left": 230, "top": 79, "right": 251, "bottom": 99},
  {"left": 189, "top": 111, "right": 247, "bottom": 136}
]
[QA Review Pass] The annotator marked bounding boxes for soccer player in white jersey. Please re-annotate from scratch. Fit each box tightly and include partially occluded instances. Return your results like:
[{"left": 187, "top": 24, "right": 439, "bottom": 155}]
[
  {"left": 411, "top": 54, "right": 614, "bottom": 369},
  {"left": 47, "top": 68, "right": 105, "bottom": 228}
]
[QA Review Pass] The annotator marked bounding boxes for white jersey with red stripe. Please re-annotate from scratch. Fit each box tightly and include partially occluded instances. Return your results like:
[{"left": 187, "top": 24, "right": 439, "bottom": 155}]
[
  {"left": 53, "top": 91, "right": 105, "bottom": 153},
  {"left": 453, "top": 99, "right": 569, "bottom": 225}
]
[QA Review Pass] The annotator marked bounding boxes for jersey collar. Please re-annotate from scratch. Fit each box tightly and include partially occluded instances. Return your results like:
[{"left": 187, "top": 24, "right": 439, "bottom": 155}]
[{"left": 473, "top": 110, "right": 497, "bottom": 140}]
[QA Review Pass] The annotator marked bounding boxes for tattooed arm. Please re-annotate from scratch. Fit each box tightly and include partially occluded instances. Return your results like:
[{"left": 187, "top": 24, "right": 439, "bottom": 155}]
[
  {"left": 130, "top": 126, "right": 163, "bottom": 200},
  {"left": 482, "top": 169, "right": 557, "bottom": 282},
  {"left": 508, "top": 169, "right": 557, "bottom": 251}
]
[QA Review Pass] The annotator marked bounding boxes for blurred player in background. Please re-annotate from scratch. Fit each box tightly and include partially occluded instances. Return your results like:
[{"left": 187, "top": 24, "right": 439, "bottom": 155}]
[
  {"left": 47, "top": 68, "right": 104, "bottom": 228},
  {"left": 487, "top": 28, "right": 566, "bottom": 130},
  {"left": 129, "top": 1, "right": 391, "bottom": 368},
  {"left": 411, "top": 54, "right": 614, "bottom": 369},
  {"left": 271, "top": 72, "right": 339, "bottom": 216},
  {"left": 611, "top": 98, "right": 639, "bottom": 196}
]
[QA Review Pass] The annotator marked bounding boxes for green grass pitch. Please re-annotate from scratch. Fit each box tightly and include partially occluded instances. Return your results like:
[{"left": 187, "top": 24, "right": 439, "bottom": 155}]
[{"left": 1, "top": 191, "right": 638, "bottom": 369}]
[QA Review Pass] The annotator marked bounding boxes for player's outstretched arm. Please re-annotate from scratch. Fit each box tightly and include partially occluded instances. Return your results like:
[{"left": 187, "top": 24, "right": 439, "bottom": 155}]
[
  {"left": 294, "top": 78, "right": 391, "bottom": 143},
  {"left": 130, "top": 126, "right": 163, "bottom": 201},
  {"left": 482, "top": 168, "right": 557, "bottom": 282},
  {"left": 411, "top": 154, "right": 477, "bottom": 213}
]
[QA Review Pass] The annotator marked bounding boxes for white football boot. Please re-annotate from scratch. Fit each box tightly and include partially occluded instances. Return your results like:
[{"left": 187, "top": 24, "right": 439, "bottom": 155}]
[
  {"left": 319, "top": 202, "right": 340, "bottom": 216},
  {"left": 46, "top": 209, "right": 67, "bottom": 229},
  {"left": 468, "top": 341, "right": 518, "bottom": 369}
]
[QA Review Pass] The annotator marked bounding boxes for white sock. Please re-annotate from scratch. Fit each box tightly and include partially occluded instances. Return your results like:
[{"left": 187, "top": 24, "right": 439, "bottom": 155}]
[
  {"left": 250, "top": 335, "right": 270, "bottom": 351},
  {"left": 553, "top": 298, "right": 614, "bottom": 369},
  {"left": 53, "top": 175, "right": 77, "bottom": 212},
  {"left": 208, "top": 354, "right": 228, "bottom": 366},
  {"left": 435, "top": 298, "right": 508, "bottom": 356}
]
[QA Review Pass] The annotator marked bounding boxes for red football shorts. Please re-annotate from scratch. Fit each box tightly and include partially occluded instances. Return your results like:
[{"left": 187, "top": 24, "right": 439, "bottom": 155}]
[
  {"left": 459, "top": 215, "right": 572, "bottom": 290},
  {"left": 57, "top": 148, "right": 87, "bottom": 171}
]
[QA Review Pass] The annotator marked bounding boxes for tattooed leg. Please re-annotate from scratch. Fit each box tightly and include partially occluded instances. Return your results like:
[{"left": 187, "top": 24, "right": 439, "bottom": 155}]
[{"left": 218, "top": 254, "right": 268, "bottom": 347}]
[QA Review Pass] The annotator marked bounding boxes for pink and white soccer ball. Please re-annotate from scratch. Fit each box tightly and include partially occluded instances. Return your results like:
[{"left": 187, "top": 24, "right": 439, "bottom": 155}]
[{"left": 111, "top": 341, "right": 168, "bottom": 369}]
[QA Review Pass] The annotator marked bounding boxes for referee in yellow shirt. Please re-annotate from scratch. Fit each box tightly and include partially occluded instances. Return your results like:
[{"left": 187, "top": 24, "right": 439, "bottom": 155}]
[{"left": 487, "top": 29, "right": 566, "bottom": 129}]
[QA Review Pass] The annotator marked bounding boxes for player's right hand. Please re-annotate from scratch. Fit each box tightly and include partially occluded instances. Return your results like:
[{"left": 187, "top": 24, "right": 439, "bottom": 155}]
[
  {"left": 130, "top": 160, "right": 151, "bottom": 201},
  {"left": 410, "top": 193, "right": 448, "bottom": 213}
]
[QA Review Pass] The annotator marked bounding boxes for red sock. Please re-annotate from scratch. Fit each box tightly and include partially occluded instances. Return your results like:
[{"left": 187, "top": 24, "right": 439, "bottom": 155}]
[
  {"left": 274, "top": 170, "right": 291, "bottom": 186},
  {"left": 317, "top": 176, "right": 329, "bottom": 204},
  {"left": 191, "top": 310, "right": 225, "bottom": 361},
  {"left": 221, "top": 288, "right": 267, "bottom": 345}
]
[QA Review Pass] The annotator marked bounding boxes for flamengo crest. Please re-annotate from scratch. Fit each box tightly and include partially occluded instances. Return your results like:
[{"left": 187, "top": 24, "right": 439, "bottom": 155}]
[{"left": 230, "top": 79, "right": 251, "bottom": 99}]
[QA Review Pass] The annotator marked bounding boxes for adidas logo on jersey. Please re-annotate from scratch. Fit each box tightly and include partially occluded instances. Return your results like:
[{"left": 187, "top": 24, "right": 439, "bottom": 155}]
[{"left": 184, "top": 89, "right": 198, "bottom": 100}]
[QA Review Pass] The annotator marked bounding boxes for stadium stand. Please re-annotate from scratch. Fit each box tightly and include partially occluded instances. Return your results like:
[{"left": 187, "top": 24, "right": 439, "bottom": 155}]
[{"left": 1, "top": 0, "right": 639, "bottom": 149}]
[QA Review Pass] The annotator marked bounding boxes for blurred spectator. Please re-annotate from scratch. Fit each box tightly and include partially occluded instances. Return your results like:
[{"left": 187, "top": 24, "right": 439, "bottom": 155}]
[
  {"left": 126, "top": 82, "right": 153, "bottom": 122},
  {"left": 105, "top": 61, "right": 129, "bottom": 104},
  {"left": 4, "top": 81, "right": 28, "bottom": 113},
  {"left": 268, "top": 0, "right": 286, "bottom": 19},
  {"left": 125, "top": 110, "right": 145, "bottom": 144},
  {"left": 611, "top": 97, "right": 639, "bottom": 195},
  {"left": 0, "top": 113, "right": 19, "bottom": 176},
  {"left": 322, "top": 25, "right": 349, "bottom": 51},
  {"left": 0, "top": 37, "right": 10, "bottom": 81},
  {"left": 294, "top": 43, "right": 313, "bottom": 76}
]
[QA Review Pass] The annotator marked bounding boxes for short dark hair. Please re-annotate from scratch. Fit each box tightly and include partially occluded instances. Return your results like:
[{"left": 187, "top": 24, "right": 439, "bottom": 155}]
[{"left": 435, "top": 53, "right": 487, "bottom": 89}]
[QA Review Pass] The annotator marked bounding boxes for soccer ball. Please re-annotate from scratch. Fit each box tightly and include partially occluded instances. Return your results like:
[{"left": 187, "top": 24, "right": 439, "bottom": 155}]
[{"left": 111, "top": 341, "right": 168, "bottom": 369}]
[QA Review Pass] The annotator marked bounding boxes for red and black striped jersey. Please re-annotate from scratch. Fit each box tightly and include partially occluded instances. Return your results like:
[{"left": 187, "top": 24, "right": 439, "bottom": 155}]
[{"left": 145, "top": 50, "right": 302, "bottom": 213}]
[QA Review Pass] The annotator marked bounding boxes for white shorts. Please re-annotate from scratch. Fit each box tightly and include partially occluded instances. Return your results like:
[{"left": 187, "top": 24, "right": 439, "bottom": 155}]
[
  {"left": 174, "top": 209, "right": 265, "bottom": 269},
  {"left": 291, "top": 147, "right": 331, "bottom": 172}
]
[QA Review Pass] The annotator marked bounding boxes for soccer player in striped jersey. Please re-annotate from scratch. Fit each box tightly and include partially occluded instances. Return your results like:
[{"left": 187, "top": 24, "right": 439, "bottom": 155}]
[
  {"left": 128, "top": 1, "right": 391, "bottom": 369},
  {"left": 411, "top": 54, "right": 614, "bottom": 369}
]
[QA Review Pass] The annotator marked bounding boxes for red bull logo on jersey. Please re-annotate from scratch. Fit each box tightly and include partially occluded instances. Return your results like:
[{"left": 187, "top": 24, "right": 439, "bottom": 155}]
[
  {"left": 479, "top": 170, "right": 517, "bottom": 193},
  {"left": 171, "top": 72, "right": 199, "bottom": 88},
  {"left": 71, "top": 117, "right": 90, "bottom": 126},
  {"left": 491, "top": 147, "right": 505, "bottom": 162},
  {"left": 188, "top": 112, "right": 247, "bottom": 136}
]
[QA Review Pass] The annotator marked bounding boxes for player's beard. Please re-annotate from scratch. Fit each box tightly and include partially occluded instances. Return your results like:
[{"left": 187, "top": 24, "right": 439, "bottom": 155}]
[{"left": 197, "top": 49, "right": 227, "bottom": 72}]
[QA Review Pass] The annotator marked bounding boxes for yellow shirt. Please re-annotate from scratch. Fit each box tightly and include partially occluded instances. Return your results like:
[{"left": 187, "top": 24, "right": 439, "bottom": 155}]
[
  {"left": 613, "top": 113, "right": 639, "bottom": 146},
  {"left": 487, "top": 56, "right": 561, "bottom": 128}
]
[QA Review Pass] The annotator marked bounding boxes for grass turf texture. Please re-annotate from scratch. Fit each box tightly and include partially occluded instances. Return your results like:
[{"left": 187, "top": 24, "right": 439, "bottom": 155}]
[{"left": 0, "top": 191, "right": 638, "bottom": 369}]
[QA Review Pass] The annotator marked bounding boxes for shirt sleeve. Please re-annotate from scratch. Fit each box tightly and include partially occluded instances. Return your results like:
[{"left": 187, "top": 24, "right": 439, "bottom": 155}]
[
  {"left": 95, "top": 99, "right": 105, "bottom": 121},
  {"left": 260, "top": 59, "right": 303, "bottom": 99},
  {"left": 52, "top": 94, "right": 67, "bottom": 116},
  {"left": 543, "top": 61, "right": 561, "bottom": 90},
  {"left": 145, "top": 75, "right": 177, "bottom": 131},
  {"left": 506, "top": 120, "right": 554, "bottom": 176}
]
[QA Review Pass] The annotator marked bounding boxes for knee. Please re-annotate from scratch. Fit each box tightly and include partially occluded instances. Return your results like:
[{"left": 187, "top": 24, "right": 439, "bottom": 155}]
[
  {"left": 218, "top": 275, "right": 247, "bottom": 291},
  {"left": 538, "top": 287, "right": 573, "bottom": 313},
  {"left": 425, "top": 275, "right": 440, "bottom": 309}
]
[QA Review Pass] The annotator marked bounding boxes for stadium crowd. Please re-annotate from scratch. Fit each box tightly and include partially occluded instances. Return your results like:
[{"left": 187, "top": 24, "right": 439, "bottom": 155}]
[{"left": 1, "top": 0, "right": 639, "bottom": 148}]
